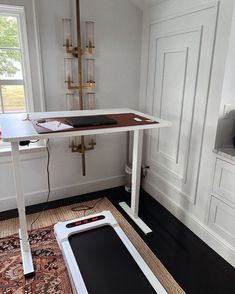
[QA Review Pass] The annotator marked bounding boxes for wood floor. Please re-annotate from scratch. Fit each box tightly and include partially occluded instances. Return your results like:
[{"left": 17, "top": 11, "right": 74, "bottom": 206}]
[{"left": 1, "top": 186, "right": 235, "bottom": 294}]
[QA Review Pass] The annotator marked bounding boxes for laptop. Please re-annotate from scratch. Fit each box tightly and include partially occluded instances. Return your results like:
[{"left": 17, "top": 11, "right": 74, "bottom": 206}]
[{"left": 64, "top": 115, "right": 117, "bottom": 128}]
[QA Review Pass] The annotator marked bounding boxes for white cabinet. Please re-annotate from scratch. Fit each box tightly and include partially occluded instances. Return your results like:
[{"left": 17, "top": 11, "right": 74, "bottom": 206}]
[
  {"left": 208, "top": 152, "right": 235, "bottom": 248},
  {"left": 213, "top": 158, "right": 235, "bottom": 206},
  {"left": 208, "top": 196, "right": 235, "bottom": 248}
]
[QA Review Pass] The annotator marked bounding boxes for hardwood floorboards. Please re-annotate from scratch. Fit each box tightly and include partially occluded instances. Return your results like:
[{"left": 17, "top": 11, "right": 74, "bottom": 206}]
[{"left": 1, "top": 186, "right": 234, "bottom": 294}]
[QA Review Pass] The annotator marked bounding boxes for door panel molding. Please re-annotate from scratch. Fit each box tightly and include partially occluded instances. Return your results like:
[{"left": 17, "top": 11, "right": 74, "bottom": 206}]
[
  {"left": 144, "top": 3, "right": 218, "bottom": 204},
  {"left": 157, "top": 48, "right": 189, "bottom": 163},
  {"left": 149, "top": 1, "right": 218, "bottom": 26}
]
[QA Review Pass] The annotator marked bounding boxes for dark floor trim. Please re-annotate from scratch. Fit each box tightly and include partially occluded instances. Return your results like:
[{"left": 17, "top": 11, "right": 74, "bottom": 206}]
[{"left": 0, "top": 186, "right": 127, "bottom": 221}]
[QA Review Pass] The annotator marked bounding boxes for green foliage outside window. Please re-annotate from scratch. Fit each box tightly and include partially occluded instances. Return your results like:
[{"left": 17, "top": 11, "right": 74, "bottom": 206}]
[{"left": 0, "top": 16, "right": 21, "bottom": 76}]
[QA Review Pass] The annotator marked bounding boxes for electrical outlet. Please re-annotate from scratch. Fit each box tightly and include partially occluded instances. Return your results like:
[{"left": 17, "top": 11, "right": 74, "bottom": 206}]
[
  {"left": 141, "top": 165, "right": 150, "bottom": 178},
  {"left": 223, "top": 104, "right": 235, "bottom": 119}
]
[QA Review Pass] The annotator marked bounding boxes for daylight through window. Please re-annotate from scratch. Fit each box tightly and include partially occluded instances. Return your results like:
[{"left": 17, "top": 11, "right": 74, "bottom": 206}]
[{"left": 0, "top": 8, "right": 28, "bottom": 113}]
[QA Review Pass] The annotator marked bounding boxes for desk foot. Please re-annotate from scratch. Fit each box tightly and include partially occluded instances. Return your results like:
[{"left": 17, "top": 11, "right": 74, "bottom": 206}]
[
  {"left": 19, "top": 231, "right": 35, "bottom": 277},
  {"left": 119, "top": 202, "right": 152, "bottom": 235}
]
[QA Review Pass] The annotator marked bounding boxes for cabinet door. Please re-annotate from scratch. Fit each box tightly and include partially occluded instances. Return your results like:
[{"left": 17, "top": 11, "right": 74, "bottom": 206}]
[
  {"left": 145, "top": 3, "right": 218, "bottom": 203},
  {"left": 213, "top": 159, "right": 235, "bottom": 206},
  {"left": 208, "top": 196, "right": 235, "bottom": 247}
]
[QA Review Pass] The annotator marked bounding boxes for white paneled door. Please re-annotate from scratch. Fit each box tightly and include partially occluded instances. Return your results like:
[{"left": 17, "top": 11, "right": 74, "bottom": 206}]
[{"left": 144, "top": 2, "right": 219, "bottom": 204}]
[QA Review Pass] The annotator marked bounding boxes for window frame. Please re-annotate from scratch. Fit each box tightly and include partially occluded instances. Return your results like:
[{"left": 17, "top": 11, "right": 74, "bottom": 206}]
[{"left": 0, "top": 4, "right": 34, "bottom": 114}]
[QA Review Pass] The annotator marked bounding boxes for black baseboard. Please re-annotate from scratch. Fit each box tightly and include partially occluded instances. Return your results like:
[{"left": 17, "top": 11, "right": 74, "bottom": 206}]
[{"left": 0, "top": 186, "right": 127, "bottom": 221}]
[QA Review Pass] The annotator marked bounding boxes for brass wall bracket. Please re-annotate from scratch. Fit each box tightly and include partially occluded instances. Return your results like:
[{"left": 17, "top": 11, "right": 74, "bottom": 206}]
[
  {"left": 69, "top": 139, "right": 96, "bottom": 153},
  {"left": 67, "top": 78, "right": 95, "bottom": 91},
  {"left": 65, "top": 39, "right": 94, "bottom": 57}
]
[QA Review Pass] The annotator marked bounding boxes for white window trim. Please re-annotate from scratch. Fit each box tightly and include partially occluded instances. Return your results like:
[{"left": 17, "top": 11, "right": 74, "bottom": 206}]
[
  {"left": 32, "top": 0, "right": 46, "bottom": 113},
  {"left": 0, "top": 4, "right": 34, "bottom": 112}
]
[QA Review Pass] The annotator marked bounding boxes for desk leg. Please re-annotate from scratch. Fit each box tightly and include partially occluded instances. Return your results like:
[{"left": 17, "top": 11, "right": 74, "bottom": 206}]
[
  {"left": 11, "top": 142, "right": 34, "bottom": 277},
  {"left": 119, "top": 130, "right": 152, "bottom": 235}
]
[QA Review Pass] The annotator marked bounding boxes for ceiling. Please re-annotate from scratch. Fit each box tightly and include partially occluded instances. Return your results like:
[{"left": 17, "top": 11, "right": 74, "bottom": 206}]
[{"left": 129, "top": 0, "right": 167, "bottom": 10}]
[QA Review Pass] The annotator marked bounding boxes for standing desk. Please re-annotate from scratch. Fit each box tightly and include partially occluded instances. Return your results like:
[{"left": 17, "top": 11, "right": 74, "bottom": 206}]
[{"left": 0, "top": 108, "right": 171, "bottom": 276}]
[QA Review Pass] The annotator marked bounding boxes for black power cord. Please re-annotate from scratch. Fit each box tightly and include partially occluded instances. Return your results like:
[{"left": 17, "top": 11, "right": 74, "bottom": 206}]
[
  {"left": 28, "top": 139, "right": 103, "bottom": 237},
  {"left": 71, "top": 197, "right": 104, "bottom": 217},
  {"left": 29, "top": 139, "right": 51, "bottom": 236}
]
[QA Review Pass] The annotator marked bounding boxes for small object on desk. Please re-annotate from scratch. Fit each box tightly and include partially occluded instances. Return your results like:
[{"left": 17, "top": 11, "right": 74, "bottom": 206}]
[
  {"left": 37, "top": 119, "right": 47, "bottom": 123},
  {"left": 37, "top": 121, "right": 73, "bottom": 131},
  {"left": 134, "top": 118, "right": 142, "bottom": 122},
  {"left": 22, "top": 113, "right": 30, "bottom": 121}
]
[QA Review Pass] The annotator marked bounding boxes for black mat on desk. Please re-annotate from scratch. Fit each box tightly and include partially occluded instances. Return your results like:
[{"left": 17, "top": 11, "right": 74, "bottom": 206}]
[{"left": 65, "top": 115, "right": 117, "bottom": 128}]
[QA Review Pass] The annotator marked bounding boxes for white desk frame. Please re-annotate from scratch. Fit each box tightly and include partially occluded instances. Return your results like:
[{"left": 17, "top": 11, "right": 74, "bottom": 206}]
[{"left": 0, "top": 108, "right": 171, "bottom": 276}]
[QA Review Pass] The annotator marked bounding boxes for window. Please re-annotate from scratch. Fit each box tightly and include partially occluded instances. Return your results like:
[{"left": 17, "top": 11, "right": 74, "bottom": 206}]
[
  {"left": 0, "top": 5, "right": 33, "bottom": 114},
  {"left": 0, "top": 4, "right": 44, "bottom": 152}
]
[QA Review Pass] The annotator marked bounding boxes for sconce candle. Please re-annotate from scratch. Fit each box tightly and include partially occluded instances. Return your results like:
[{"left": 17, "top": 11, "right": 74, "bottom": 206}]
[
  {"left": 66, "top": 93, "right": 75, "bottom": 111},
  {"left": 85, "top": 21, "right": 95, "bottom": 49},
  {"left": 84, "top": 93, "right": 95, "bottom": 110},
  {"left": 87, "top": 58, "right": 95, "bottom": 84},
  {"left": 87, "top": 93, "right": 95, "bottom": 110},
  {"left": 62, "top": 18, "right": 72, "bottom": 47},
  {"left": 64, "top": 58, "right": 74, "bottom": 83}
]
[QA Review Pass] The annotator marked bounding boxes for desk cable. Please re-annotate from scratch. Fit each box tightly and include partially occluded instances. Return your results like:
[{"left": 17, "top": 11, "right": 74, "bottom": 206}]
[
  {"left": 29, "top": 139, "right": 51, "bottom": 236},
  {"left": 71, "top": 197, "right": 104, "bottom": 217},
  {"left": 26, "top": 139, "right": 103, "bottom": 239}
]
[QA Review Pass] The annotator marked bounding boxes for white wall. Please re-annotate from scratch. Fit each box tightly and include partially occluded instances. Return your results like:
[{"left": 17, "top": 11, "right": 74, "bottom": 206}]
[
  {"left": 139, "top": 0, "right": 235, "bottom": 266},
  {"left": 215, "top": 3, "right": 235, "bottom": 149},
  {"left": 36, "top": 0, "right": 142, "bottom": 111},
  {"left": 0, "top": 0, "right": 142, "bottom": 211},
  {"left": 130, "top": 0, "right": 168, "bottom": 10}
]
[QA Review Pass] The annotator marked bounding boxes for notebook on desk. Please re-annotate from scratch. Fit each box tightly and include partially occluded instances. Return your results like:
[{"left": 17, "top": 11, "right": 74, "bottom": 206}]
[{"left": 64, "top": 115, "right": 117, "bottom": 128}]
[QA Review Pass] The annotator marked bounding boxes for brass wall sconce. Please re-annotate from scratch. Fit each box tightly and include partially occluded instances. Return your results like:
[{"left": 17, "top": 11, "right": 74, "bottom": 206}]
[{"left": 63, "top": 0, "right": 96, "bottom": 176}]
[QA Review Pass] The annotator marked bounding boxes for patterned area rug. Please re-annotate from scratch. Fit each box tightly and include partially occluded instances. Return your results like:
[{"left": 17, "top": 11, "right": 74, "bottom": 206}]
[{"left": 0, "top": 228, "right": 72, "bottom": 293}]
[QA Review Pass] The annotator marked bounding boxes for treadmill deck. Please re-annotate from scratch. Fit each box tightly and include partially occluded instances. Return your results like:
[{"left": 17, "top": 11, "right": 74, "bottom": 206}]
[{"left": 54, "top": 210, "right": 167, "bottom": 294}]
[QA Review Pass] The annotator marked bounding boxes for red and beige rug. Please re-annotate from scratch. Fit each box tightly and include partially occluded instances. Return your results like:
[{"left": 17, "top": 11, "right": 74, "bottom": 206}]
[
  {"left": 0, "top": 227, "right": 72, "bottom": 293},
  {"left": 0, "top": 198, "right": 185, "bottom": 294}
]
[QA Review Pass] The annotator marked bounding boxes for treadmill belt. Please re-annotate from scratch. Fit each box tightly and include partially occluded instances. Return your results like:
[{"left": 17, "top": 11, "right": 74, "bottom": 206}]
[{"left": 69, "top": 225, "right": 156, "bottom": 294}]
